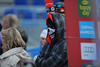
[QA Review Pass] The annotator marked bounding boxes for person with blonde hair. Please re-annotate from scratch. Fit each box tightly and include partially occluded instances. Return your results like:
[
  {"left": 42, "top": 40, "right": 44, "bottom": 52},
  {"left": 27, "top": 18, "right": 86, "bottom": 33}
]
[
  {"left": 0, "top": 27, "right": 32, "bottom": 67},
  {"left": 3, "top": 14, "right": 28, "bottom": 49}
]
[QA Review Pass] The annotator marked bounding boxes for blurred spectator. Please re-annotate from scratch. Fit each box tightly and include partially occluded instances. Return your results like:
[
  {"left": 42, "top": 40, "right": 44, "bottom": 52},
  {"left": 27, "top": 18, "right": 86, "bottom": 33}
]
[
  {"left": 33, "top": 29, "right": 48, "bottom": 61},
  {"left": 0, "top": 27, "right": 32, "bottom": 67},
  {"left": 35, "top": 13, "right": 68, "bottom": 67},
  {"left": 40, "top": 29, "right": 47, "bottom": 48},
  {"left": 0, "top": 23, "right": 2, "bottom": 55},
  {"left": 3, "top": 14, "right": 28, "bottom": 49}
]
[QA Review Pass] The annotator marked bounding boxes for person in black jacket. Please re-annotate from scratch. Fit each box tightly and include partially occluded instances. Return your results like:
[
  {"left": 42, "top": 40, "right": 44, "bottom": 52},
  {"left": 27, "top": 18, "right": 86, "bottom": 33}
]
[
  {"left": 35, "top": 13, "right": 68, "bottom": 67},
  {"left": 3, "top": 14, "right": 28, "bottom": 49}
]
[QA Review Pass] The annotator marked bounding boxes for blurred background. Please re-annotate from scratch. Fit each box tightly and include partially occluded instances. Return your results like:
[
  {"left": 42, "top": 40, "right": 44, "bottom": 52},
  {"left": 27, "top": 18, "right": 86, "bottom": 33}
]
[{"left": 0, "top": 0, "right": 60, "bottom": 49}]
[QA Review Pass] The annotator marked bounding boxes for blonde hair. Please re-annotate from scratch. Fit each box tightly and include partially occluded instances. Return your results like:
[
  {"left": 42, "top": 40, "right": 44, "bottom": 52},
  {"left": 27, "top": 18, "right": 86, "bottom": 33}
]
[{"left": 1, "top": 27, "right": 25, "bottom": 50}]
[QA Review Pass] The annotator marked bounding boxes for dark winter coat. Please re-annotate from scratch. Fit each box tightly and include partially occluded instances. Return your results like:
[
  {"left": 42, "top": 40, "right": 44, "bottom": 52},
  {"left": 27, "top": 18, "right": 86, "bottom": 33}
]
[
  {"left": 17, "top": 28, "right": 28, "bottom": 43},
  {"left": 35, "top": 13, "right": 68, "bottom": 67},
  {"left": 17, "top": 28, "right": 28, "bottom": 50}
]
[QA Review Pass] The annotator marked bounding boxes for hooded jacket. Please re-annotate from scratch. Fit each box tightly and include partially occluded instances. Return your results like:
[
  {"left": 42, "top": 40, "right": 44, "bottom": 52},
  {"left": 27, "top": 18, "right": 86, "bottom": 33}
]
[
  {"left": 36, "top": 13, "right": 68, "bottom": 67},
  {"left": 0, "top": 47, "right": 32, "bottom": 67}
]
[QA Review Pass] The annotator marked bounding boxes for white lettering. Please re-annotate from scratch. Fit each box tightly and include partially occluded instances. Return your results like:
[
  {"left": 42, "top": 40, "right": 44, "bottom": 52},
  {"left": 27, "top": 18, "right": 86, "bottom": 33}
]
[
  {"left": 81, "top": 26, "right": 93, "bottom": 29},
  {"left": 80, "top": 31, "right": 95, "bottom": 34}
]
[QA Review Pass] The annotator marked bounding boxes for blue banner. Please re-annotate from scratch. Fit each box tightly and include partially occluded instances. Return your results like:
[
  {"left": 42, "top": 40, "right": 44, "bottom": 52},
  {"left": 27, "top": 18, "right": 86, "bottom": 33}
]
[{"left": 79, "top": 21, "right": 95, "bottom": 39}]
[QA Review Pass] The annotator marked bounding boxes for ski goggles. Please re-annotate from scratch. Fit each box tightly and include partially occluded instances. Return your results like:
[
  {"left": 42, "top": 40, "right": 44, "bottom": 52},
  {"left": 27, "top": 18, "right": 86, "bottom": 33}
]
[
  {"left": 54, "top": 4, "right": 64, "bottom": 13},
  {"left": 54, "top": 4, "right": 64, "bottom": 8}
]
